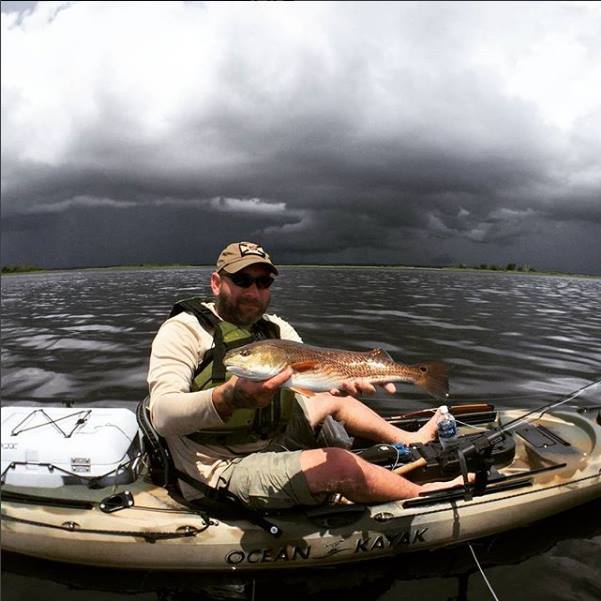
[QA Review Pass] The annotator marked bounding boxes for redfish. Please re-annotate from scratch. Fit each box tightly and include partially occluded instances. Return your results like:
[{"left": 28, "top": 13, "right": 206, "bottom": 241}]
[{"left": 223, "top": 340, "right": 449, "bottom": 399}]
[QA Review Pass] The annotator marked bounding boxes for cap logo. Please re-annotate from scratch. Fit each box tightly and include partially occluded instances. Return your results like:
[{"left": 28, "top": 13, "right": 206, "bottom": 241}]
[{"left": 239, "top": 242, "right": 267, "bottom": 258}]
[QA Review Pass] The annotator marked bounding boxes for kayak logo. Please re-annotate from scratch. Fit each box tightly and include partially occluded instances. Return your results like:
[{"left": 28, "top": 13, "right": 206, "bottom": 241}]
[
  {"left": 1, "top": 442, "right": 18, "bottom": 450},
  {"left": 354, "top": 529, "right": 428, "bottom": 553},
  {"left": 225, "top": 545, "right": 311, "bottom": 565}
]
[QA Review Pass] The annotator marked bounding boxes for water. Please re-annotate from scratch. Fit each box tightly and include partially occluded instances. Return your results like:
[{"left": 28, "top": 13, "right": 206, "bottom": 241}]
[{"left": 2, "top": 267, "right": 601, "bottom": 600}]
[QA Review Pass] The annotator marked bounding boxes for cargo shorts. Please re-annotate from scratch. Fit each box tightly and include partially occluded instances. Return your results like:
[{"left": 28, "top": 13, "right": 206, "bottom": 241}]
[{"left": 216, "top": 402, "right": 329, "bottom": 510}]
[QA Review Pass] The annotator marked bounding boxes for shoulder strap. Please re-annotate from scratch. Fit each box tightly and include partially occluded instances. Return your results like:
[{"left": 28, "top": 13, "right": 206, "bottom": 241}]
[
  {"left": 252, "top": 318, "right": 281, "bottom": 341},
  {"left": 209, "top": 322, "right": 250, "bottom": 381},
  {"left": 170, "top": 297, "right": 219, "bottom": 331},
  {"left": 205, "top": 318, "right": 280, "bottom": 381}
]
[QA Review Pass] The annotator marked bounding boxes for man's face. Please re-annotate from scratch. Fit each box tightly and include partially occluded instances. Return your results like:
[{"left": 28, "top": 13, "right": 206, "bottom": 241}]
[{"left": 211, "top": 264, "right": 273, "bottom": 326}]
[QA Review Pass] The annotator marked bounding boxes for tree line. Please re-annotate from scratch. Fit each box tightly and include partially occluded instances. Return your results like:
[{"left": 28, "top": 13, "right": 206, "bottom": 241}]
[
  {"left": 1, "top": 264, "right": 43, "bottom": 274},
  {"left": 457, "top": 263, "right": 536, "bottom": 272}
]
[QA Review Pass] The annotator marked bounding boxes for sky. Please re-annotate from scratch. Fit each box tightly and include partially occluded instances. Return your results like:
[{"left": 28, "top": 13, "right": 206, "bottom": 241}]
[{"left": 1, "top": 1, "right": 600, "bottom": 273}]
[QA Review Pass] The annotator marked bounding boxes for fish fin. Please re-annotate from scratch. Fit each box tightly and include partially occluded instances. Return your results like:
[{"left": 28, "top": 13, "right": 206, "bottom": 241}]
[
  {"left": 290, "top": 360, "right": 320, "bottom": 372},
  {"left": 369, "top": 348, "right": 393, "bottom": 361},
  {"left": 289, "top": 386, "right": 316, "bottom": 398},
  {"left": 412, "top": 361, "right": 449, "bottom": 400}
]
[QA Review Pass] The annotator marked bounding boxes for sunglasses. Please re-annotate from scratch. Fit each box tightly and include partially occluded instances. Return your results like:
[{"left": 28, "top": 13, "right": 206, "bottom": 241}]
[{"left": 222, "top": 272, "right": 275, "bottom": 289}]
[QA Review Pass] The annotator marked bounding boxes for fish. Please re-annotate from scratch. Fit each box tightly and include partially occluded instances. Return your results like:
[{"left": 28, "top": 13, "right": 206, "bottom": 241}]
[{"left": 223, "top": 339, "right": 449, "bottom": 400}]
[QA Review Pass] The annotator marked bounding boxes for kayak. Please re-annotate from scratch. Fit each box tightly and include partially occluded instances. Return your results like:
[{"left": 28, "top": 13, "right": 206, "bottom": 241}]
[
  {"left": 1, "top": 402, "right": 600, "bottom": 571},
  {"left": 4, "top": 495, "right": 601, "bottom": 599}
]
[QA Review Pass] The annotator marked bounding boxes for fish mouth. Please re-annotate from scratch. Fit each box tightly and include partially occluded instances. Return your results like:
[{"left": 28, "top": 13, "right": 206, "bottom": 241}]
[
  {"left": 223, "top": 358, "right": 253, "bottom": 376},
  {"left": 225, "top": 365, "right": 276, "bottom": 381},
  {"left": 223, "top": 355, "right": 274, "bottom": 380},
  {"left": 224, "top": 365, "right": 248, "bottom": 378},
  {"left": 223, "top": 356, "right": 284, "bottom": 381}
]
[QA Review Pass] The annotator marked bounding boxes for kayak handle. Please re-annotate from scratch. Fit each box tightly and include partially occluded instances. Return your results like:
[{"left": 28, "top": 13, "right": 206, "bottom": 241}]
[{"left": 99, "top": 490, "right": 134, "bottom": 513}]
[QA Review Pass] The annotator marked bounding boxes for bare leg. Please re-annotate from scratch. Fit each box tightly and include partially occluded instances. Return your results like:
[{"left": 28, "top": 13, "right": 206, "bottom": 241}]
[
  {"left": 300, "top": 448, "right": 470, "bottom": 503},
  {"left": 303, "top": 393, "right": 440, "bottom": 445}
]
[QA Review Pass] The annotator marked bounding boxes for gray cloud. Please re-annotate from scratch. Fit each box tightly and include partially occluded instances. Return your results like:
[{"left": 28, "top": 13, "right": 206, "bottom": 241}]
[{"left": 1, "top": 2, "right": 600, "bottom": 273}]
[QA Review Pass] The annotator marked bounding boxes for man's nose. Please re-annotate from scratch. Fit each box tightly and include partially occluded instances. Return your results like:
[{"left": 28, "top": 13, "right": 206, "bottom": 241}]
[{"left": 245, "top": 282, "right": 262, "bottom": 295}]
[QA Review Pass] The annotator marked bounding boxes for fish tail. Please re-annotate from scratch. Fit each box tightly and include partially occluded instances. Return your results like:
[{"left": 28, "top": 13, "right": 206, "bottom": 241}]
[{"left": 412, "top": 361, "right": 449, "bottom": 400}]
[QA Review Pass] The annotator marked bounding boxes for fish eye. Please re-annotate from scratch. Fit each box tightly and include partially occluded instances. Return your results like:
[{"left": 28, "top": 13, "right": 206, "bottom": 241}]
[{"left": 240, "top": 349, "right": 250, "bottom": 357}]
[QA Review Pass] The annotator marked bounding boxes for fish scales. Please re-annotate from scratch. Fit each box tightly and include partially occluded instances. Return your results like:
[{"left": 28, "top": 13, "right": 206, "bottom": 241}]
[
  {"left": 223, "top": 340, "right": 449, "bottom": 400},
  {"left": 285, "top": 346, "right": 412, "bottom": 382}
]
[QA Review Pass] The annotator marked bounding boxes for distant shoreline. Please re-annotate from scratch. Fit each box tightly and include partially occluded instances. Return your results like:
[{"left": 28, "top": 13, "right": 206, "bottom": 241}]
[{"left": 2, "top": 263, "right": 599, "bottom": 279}]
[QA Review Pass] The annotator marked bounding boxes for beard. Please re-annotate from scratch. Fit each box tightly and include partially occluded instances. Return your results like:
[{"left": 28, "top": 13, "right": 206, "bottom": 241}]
[{"left": 215, "top": 291, "right": 269, "bottom": 327}]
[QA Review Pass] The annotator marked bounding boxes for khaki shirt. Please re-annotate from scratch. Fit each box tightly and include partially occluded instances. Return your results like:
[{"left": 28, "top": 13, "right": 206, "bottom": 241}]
[{"left": 147, "top": 301, "right": 302, "bottom": 498}]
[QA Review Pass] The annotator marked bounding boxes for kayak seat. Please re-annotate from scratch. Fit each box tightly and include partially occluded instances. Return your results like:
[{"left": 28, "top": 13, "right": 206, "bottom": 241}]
[
  {"left": 136, "top": 397, "right": 176, "bottom": 489},
  {"left": 134, "top": 399, "right": 251, "bottom": 505}
]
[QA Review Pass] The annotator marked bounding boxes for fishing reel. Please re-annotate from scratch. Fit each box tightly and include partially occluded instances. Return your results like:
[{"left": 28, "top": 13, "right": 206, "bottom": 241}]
[
  {"left": 420, "top": 430, "right": 515, "bottom": 489},
  {"left": 359, "top": 429, "right": 515, "bottom": 494},
  {"left": 431, "top": 431, "right": 515, "bottom": 479},
  {"left": 436, "top": 431, "right": 514, "bottom": 497},
  {"left": 441, "top": 430, "right": 510, "bottom": 470}
]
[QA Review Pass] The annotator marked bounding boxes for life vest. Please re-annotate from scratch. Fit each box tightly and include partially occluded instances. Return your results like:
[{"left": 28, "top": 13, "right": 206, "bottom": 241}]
[{"left": 169, "top": 298, "right": 296, "bottom": 446}]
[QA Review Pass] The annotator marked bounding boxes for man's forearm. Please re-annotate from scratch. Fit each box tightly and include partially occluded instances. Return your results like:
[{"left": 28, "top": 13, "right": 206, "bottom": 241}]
[
  {"left": 211, "top": 368, "right": 294, "bottom": 421},
  {"left": 149, "top": 389, "right": 224, "bottom": 436},
  {"left": 211, "top": 381, "right": 236, "bottom": 420}
]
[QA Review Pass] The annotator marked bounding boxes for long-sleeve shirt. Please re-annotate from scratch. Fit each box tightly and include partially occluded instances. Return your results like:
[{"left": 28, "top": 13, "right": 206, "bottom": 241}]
[{"left": 147, "top": 301, "right": 302, "bottom": 498}]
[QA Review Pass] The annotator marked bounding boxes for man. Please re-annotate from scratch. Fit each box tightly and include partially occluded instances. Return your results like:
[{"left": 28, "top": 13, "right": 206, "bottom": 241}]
[{"left": 148, "top": 241, "right": 467, "bottom": 509}]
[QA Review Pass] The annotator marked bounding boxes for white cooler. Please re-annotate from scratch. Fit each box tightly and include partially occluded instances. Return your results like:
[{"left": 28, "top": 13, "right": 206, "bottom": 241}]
[{"left": 1, "top": 406, "right": 143, "bottom": 488}]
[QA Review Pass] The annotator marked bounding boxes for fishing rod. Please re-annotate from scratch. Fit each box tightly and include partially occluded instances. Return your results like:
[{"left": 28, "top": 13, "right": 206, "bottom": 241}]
[
  {"left": 390, "top": 378, "right": 601, "bottom": 434},
  {"left": 451, "top": 376, "right": 601, "bottom": 458},
  {"left": 496, "top": 376, "right": 601, "bottom": 435}
]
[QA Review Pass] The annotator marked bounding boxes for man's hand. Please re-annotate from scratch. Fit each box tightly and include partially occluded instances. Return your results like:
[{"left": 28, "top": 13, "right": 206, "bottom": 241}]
[
  {"left": 213, "top": 367, "right": 293, "bottom": 419},
  {"left": 329, "top": 378, "right": 396, "bottom": 397}
]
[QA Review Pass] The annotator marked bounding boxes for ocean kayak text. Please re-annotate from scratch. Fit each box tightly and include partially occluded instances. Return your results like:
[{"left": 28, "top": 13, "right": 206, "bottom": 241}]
[{"left": 224, "top": 529, "right": 429, "bottom": 565}]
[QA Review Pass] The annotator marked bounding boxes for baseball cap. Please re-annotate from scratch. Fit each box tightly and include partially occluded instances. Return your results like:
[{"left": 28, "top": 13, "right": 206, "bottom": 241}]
[{"left": 216, "top": 241, "right": 278, "bottom": 275}]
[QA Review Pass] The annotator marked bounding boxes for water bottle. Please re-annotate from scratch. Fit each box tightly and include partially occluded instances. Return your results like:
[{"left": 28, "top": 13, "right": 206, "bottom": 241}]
[{"left": 437, "top": 405, "right": 458, "bottom": 449}]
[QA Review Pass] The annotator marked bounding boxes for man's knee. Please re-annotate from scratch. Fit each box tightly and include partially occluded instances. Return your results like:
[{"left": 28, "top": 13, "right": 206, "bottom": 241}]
[{"left": 300, "top": 447, "right": 365, "bottom": 493}]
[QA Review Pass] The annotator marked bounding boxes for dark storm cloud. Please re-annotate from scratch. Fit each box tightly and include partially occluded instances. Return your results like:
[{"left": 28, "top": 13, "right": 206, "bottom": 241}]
[{"left": 2, "top": 2, "right": 600, "bottom": 272}]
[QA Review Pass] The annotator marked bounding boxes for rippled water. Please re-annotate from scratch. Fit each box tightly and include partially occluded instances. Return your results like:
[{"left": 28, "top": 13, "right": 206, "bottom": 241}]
[
  {"left": 2, "top": 267, "right": 600, "bottom": 409},
  {"left": 2, "top": 267, "right": 601, "bottom": 600}
]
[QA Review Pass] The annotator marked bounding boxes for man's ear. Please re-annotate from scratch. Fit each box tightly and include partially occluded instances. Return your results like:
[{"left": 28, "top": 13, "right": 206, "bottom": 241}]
[{"left": 210, "top": 271, "right": 221, "bottom": 295}]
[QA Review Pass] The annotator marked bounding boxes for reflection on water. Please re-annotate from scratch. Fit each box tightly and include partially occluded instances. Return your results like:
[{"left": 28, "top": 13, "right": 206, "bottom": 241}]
[{"left": 1, "top": 267, "right": 601, "bottom": 600}]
